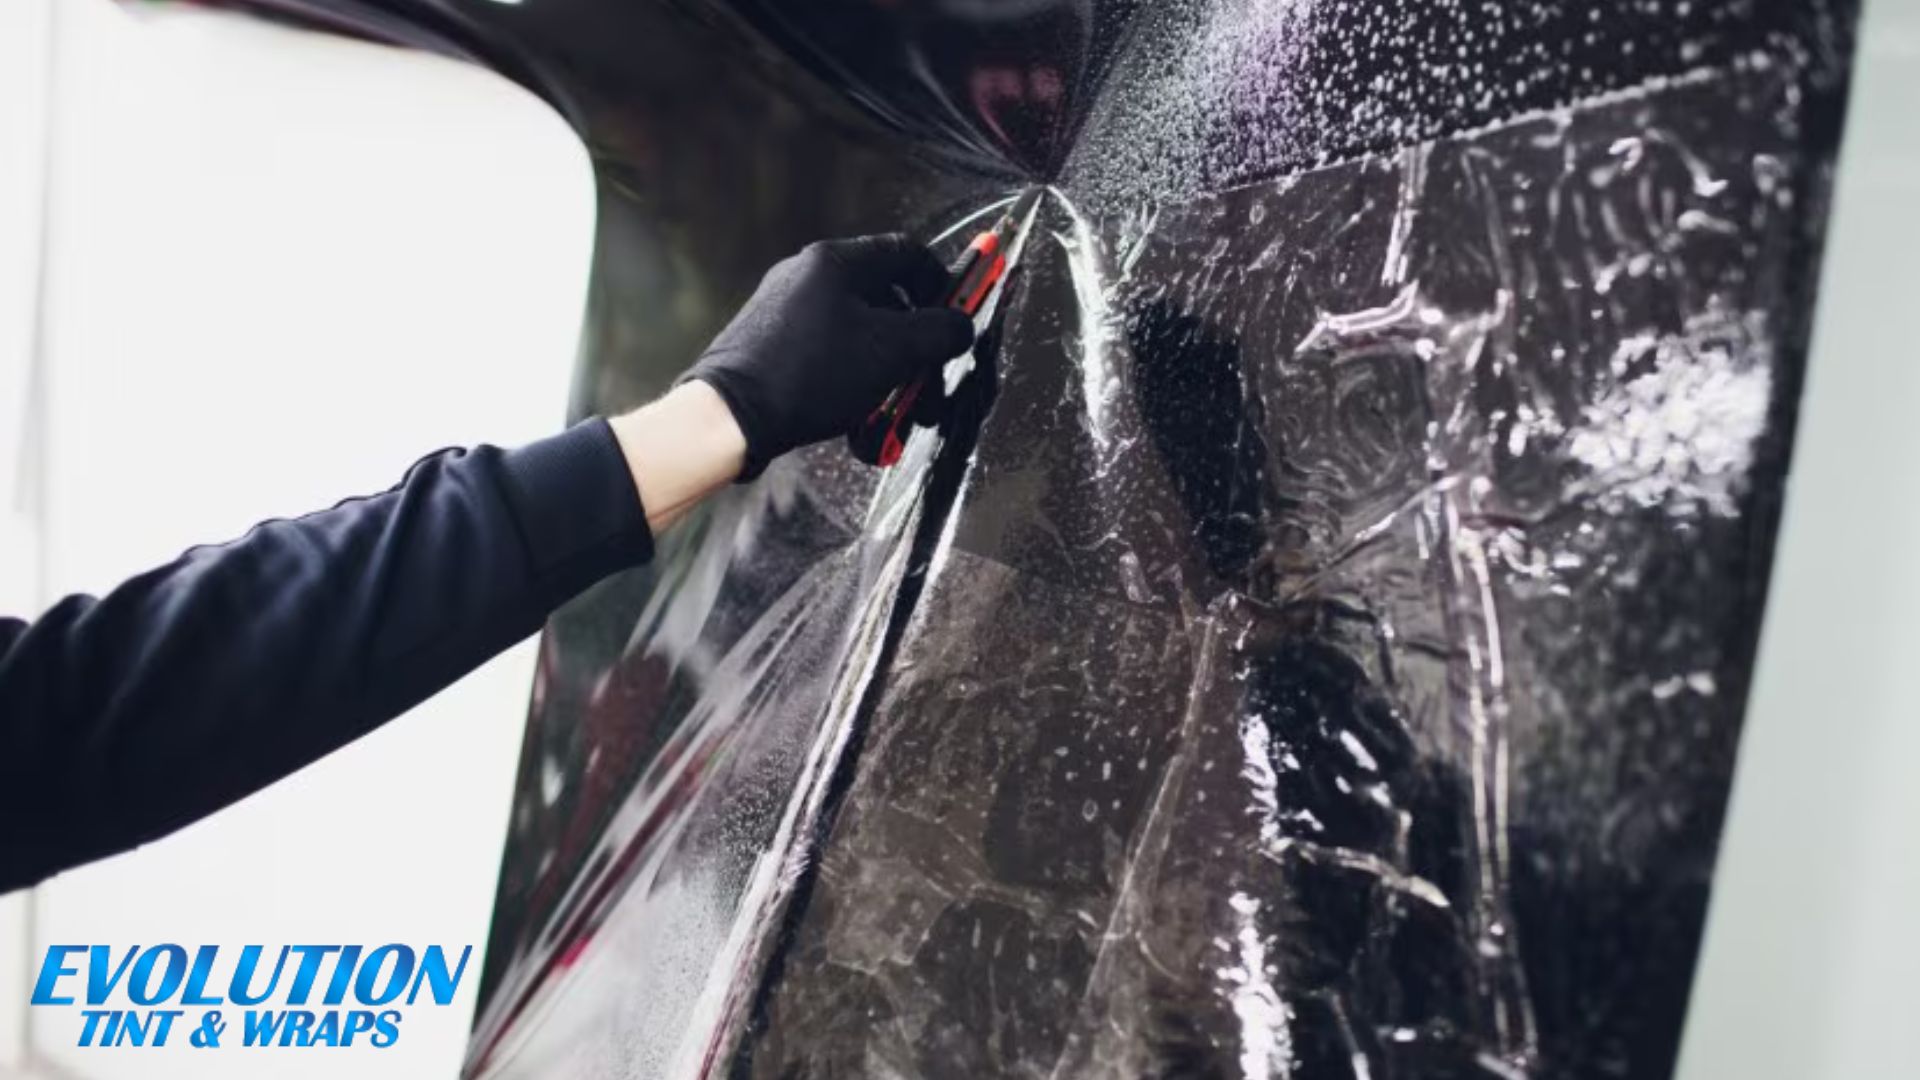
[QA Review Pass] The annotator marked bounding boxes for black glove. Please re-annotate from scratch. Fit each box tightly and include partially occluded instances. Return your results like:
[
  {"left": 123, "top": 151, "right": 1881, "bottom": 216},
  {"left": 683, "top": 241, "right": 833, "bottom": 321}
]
[{"left": 682, "top": 234, "right": 976, "bottom": 479}]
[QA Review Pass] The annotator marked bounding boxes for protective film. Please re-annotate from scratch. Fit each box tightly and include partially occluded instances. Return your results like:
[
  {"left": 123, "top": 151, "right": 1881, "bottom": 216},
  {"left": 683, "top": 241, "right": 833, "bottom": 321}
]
[{"left": 181, "top": 0, "right": 1857, "bottom": 1075}]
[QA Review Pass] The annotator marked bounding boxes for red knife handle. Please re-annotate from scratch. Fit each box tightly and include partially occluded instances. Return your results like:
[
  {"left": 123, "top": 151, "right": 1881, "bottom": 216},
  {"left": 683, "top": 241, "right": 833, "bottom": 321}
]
[{"left": 848, "top": 229, "right": 1007, "bottom": 467}]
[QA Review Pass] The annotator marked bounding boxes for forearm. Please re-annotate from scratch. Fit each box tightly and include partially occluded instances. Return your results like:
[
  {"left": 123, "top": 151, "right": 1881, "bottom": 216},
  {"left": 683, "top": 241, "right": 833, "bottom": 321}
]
[
  {"left": 0, "top": 422, "right": 653, "bottom": 890},
  {"left": 608, "top": 380, "right": 749, "bottom": 534}
]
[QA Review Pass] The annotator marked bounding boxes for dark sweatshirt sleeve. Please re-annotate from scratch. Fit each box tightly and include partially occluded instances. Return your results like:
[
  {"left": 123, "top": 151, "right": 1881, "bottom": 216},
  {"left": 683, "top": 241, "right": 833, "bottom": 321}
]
[{"left": 0, "top": 418, "right": 653, "bottom": 892}]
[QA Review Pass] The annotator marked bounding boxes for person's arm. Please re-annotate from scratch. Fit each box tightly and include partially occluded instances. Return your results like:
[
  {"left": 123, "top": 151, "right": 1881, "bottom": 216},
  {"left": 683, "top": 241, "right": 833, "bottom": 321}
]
[
  {"left": 0, "top": 418, "right": 653, "bottom": 892},
  {"left": 610, "top": 380, "right": 746, "bottom": 534},
  {"left": 0, "top": 233, "right": 969, "bottom": 892}
]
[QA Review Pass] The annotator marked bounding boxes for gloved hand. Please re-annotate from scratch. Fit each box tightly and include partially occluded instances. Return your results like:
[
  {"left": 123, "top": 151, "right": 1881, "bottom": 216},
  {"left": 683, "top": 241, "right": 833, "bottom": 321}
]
[{"left": 681, "top": 234, "right": 977, "bottom": 479}]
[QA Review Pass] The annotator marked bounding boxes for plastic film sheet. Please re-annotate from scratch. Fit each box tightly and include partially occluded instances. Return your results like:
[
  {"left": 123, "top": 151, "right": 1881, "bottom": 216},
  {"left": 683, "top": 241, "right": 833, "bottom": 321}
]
[
  {"left": 740, "top": 68, "right": 1815, "bottom": 1080},
  {"left": 176, "top": 0, "right": 1856, "bottom": 1074}
]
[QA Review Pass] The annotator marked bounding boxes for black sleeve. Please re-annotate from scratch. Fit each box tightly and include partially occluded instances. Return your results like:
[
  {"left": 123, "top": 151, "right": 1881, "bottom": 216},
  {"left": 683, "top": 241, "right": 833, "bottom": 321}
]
[{"left": 0, "top": 418, "right": 653, "bottom": 892}]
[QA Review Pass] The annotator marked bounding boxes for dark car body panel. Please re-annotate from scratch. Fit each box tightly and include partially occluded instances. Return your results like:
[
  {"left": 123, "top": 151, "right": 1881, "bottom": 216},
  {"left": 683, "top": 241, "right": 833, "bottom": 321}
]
[{"left": 186, "top": 0, "right": 1858, "bottom": 1075}]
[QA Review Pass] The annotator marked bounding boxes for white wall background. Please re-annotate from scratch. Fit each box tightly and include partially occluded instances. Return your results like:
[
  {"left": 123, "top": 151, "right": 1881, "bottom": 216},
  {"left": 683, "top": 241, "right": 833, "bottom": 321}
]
[
  {"left": 0, "top": 0, "right": 594, "bottom": 1076},
  {"left": 0, "top": 0, "right": 56, "bottom": 1068},
  {"left": 1677, "top": 1, "right": 1920, "bottom": 1077}
]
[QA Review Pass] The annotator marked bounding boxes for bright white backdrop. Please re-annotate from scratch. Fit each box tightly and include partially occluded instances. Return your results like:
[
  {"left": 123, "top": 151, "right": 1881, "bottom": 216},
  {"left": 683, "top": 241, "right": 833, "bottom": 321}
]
[
  {"left": 0, "top": 1, "right": 594, "bottom": 1076},
  {"left": 1677, "top": 1, "right": 1920, "bottom": 1076}
]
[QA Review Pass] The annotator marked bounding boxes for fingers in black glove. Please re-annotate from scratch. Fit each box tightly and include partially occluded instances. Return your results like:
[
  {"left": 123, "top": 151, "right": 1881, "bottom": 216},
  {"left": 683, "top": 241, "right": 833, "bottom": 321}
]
[
  {"left": 904, "top": 261, "right": 1024, "bottom": 432},
  {"left": 814, "top": 234, "right": 954, "bottom": 309},
  {"left": 680, "top": 234, "right": 975, "bottom": 479}
]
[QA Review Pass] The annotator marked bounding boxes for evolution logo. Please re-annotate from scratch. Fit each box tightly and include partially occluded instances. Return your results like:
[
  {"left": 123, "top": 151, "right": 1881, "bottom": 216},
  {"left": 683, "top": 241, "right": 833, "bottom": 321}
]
[{"left": 30, "top": 944, "right": 470, "bottom": 1050}]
